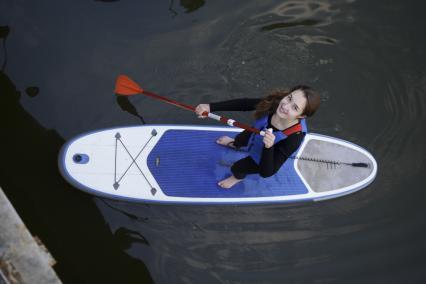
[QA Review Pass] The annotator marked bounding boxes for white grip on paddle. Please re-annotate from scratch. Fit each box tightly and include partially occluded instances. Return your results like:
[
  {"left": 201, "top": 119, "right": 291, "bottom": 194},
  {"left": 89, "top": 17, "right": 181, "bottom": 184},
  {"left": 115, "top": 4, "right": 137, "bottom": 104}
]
[
  {"left": 260, "top": 128, "right": 272, "bottom": 137},
  {"left": 207, "top": 112, "right": 221, "bottom": 121},
  {"left": 227, "top": 119, "right": 236, "bottom": 126}
]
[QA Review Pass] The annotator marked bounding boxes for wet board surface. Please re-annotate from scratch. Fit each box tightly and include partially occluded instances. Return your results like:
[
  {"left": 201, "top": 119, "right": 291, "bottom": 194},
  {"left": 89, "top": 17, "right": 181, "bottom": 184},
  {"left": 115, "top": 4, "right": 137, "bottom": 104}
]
[{"left": 58, "top": 125, "right": 377, "bottom": 204}]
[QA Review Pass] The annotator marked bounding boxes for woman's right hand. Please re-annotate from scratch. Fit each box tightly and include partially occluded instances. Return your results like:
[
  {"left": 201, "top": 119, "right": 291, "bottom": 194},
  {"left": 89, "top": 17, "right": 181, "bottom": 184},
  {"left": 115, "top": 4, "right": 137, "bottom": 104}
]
[{"left": 195, "top": 104, "right": 210, "bottom": 118}]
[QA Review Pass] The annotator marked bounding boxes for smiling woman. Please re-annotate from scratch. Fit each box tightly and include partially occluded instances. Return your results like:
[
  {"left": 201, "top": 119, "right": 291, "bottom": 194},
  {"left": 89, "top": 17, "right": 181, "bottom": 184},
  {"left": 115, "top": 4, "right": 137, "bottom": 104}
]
[
  {"left": 195, "top": 86, "right": 321, "bottom": 188},
  {"left": 254, "top": 86, "right": 321, "bottom": 119}
]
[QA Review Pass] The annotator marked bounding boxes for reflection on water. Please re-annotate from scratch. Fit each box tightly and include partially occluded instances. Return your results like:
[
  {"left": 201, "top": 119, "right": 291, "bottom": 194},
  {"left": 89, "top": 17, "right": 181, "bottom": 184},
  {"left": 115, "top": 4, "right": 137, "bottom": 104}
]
[
  {"left": 252, "top": 0, "right": 340, "bottom": 45},
  {"left": 116, "top": 95, "right": 146, "bottom": 124},
  {"left": 266, "top": 0, "right": 336, "bottom": 18},
  {"left": 261, "top": 19, "right": 323, "bottom": 31},
  {"left": 0, "top": 69, "right": 153, "bottom": 283},
  {"left": 254, "top": 0, "right": 338, "bottom": 30},
  {"left": 169, "top": 0, "right": 206, "bottom": 17},
  {"left": 299, "top": 34, "right": 338, "bottom": 45},
  {"left": 0, "top": 25, "right": 9, "bottom": 71},
  {"left": 180, "top": 0, "right": 206, "bottom": 13},
  {"left": 96, "top": 198, "right": 376, "bottom": 283},
  {"left": 25, "top": 86, "right": 40, "bottom": 98},
  {"left": 115, "top": 227, "right": 150, "bottom": 249}
]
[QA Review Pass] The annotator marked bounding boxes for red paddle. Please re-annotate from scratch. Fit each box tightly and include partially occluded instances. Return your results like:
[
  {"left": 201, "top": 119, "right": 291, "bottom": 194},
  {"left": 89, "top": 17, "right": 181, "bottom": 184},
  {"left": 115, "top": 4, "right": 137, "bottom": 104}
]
[{"left": 115, "top": 75, "right": 265, "bottom": 136}]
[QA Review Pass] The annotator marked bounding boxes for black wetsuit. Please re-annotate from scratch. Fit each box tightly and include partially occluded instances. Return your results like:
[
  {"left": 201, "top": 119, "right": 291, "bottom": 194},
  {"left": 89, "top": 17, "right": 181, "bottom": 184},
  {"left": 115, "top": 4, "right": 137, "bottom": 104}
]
[{"left": 210, "top": 98, "right": 305, "bottom": 179}]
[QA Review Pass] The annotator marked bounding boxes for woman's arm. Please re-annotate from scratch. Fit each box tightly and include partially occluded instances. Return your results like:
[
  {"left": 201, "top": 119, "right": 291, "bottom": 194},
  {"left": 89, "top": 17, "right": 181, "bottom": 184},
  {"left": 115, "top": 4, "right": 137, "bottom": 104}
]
[
  {"left": 210, "top": 98, "right": 261, "bottom": 112},
  {"left": 195, "top": 99, "right": 261, "bottom": 118},
  {"left": 195, "top": 98, "right": 261, "bottom": 118},
  {"left": 258, "top": 133, "right": 305, "bottom": 178}
]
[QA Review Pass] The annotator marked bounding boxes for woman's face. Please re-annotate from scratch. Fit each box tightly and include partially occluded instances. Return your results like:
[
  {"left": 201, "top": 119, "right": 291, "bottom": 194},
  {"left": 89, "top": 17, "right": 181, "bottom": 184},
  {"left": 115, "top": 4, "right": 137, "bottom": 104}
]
[{"left": 275, "top": 90, "right": 307, "bottom": 120}]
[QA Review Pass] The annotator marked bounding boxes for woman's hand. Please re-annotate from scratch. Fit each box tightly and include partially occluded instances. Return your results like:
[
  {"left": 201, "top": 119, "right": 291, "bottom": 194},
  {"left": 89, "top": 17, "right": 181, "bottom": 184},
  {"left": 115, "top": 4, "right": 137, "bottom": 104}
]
[
  {"left": 195, "top": 104, "right": 210, "bottom": 118},
  {"left": 263, "top": 128, "right": 275, "bottom": 148}
]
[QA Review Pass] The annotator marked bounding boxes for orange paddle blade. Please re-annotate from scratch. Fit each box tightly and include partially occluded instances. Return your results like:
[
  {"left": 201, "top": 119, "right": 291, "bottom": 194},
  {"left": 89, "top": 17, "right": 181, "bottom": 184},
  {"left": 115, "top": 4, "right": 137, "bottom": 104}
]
[{"left": 115, "top": 75, "right": 144, "bottom": 95}]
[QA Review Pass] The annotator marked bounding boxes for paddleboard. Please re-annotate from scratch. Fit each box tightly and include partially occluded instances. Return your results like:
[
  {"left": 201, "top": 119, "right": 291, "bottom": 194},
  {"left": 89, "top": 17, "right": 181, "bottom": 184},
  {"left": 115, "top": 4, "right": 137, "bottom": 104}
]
[{"left": 58, "top": 125, "right": 377, "bottom": 204}]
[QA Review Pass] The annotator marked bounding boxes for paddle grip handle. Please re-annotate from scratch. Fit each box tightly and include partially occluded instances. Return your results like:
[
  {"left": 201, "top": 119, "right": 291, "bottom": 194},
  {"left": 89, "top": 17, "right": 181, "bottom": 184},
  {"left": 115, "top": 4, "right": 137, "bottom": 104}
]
[
  {"left": 202, "top": 111, "right": 264, "bottom": 136},
  {"left": 206, "top": 112, "right": 221, "bottom": 121}
]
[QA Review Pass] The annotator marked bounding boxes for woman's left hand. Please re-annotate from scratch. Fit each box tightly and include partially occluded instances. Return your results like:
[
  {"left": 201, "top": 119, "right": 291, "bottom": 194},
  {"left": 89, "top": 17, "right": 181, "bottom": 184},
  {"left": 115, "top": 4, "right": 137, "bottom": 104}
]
[{"left": 263, "top": 129, "right": 275, "bottom": 148}]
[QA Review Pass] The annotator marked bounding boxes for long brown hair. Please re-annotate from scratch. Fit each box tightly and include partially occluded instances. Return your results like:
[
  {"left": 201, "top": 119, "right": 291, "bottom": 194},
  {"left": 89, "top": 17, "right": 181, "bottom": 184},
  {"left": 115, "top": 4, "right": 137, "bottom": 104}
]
[{"left": 254, "top": 85, "right": 320, "bottom": 119}]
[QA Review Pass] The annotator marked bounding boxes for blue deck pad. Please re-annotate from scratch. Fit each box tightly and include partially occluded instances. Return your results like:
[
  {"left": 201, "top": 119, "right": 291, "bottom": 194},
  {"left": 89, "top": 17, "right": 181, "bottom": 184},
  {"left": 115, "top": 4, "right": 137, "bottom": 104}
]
[{"left": 147, "top": 130, "right": 308, "bottom": 198}]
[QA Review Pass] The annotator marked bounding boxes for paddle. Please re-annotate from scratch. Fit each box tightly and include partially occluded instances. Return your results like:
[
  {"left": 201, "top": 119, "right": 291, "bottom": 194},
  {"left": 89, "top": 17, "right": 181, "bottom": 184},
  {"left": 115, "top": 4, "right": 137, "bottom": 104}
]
[{"left": 114, "top": 75, "right": 266, "bottom": 136}]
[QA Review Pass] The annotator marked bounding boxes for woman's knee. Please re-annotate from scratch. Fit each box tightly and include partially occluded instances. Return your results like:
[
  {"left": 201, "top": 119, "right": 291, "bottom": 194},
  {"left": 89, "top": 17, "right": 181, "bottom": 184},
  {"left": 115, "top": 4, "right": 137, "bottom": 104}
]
[{"left": 231, "top": 164, "right": 247, "bottom": 179}]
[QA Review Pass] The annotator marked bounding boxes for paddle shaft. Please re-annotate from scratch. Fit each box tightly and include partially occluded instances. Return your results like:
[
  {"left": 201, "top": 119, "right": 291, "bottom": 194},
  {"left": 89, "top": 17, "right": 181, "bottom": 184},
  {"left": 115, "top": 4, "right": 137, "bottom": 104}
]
[{"left": 141, "top": 90, "right": 265, "bottom": 136}]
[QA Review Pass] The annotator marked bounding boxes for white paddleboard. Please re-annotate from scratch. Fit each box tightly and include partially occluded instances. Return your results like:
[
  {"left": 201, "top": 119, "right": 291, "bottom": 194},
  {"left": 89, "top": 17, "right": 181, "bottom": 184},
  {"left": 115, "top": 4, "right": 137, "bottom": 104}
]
[{"left": 58, "top": 125, "right": 377, "bottom": 204}]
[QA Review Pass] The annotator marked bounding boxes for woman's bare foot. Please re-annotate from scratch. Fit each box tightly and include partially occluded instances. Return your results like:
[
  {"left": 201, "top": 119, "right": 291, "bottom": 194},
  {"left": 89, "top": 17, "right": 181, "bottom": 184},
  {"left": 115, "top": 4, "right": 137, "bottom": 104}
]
[
  {"left": 218, "top": 175, "right": 243, "bottom": 189},
  {"left": 216, "top": 136, "right": 236, "bottom": 149}
]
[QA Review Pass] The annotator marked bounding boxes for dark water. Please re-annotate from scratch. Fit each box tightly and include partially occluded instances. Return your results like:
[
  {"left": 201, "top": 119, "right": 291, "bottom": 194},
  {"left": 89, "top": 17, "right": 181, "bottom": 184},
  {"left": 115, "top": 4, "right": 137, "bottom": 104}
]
[{"left": 1, "top": 0, "right": 426, "bottom": 283}]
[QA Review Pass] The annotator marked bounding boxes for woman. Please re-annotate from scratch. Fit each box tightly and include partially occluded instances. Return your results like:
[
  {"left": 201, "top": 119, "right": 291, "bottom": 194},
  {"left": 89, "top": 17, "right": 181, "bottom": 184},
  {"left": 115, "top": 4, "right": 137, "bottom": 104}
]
[{"left": 195, "top": 86, "right": 321, "bottom": 189}]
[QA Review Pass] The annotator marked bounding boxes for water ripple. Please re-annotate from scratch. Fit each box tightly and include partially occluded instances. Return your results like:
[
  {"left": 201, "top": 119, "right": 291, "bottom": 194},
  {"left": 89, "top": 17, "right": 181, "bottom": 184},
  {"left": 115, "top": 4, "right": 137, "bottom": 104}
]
[
  {"left": 252, "top": 0, "right": 340, "bottom": 32},
  {"left": 260, "top": 19, "right": 324, "bottom": 31},
  {"left": 371, "top": 73, "right": 426, "bottom": 172}
]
